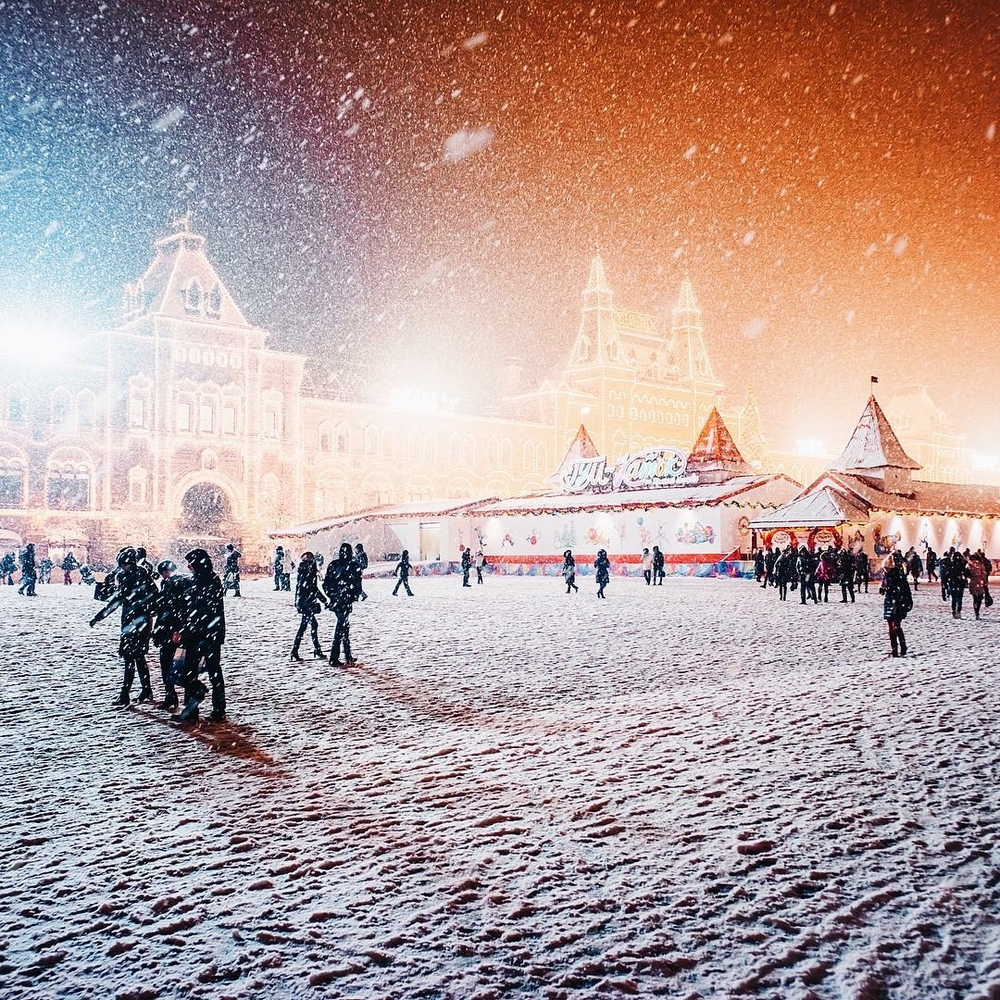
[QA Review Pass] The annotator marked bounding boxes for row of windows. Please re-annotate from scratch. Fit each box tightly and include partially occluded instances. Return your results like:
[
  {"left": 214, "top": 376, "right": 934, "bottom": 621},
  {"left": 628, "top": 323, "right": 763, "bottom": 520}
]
[
  {"left": 173, "top": 346, "right": 242, "bottom": 369},
  {"left": 127, "top": 396, "right": 281, "bottom": 438},
  {"left": 0, "top": 470, "right": 91, "bottom": 511},
  {"left": 2, "top": 388, "right": 101, "bottom": 427},
  {"left": 605, "top": 404, "right": 691, "bottom": 426}
]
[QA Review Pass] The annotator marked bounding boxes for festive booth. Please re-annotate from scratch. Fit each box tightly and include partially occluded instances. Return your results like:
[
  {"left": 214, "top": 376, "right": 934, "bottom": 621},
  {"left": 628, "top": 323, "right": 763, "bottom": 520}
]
[{"left": 750, "top": 396, "right": 1000, "bottom": 563}]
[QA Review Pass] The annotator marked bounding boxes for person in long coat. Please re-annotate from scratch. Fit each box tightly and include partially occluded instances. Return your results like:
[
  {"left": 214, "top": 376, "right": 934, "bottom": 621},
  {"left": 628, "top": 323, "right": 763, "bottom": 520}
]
[
  {"left": 292, "top": 551, "right": 328, "bottom": 660},
  {"left": 562, "top": 549, "right": 579, "bottom": 594},
  {"left": 392, "top": 549, "right": 413, "bottom": 596},
  {"left": 880, "top": 550, "right": 913, "bottom": 657},
  {"left": 967, "top": 552, "right": 988, "bottom": 620},
  {"left": 641, "top": 547, "right": 653, "bottom": 586},
  {"left": 176, "top": 548, "right": 227, "bottom": 724},
  {"left": 17, "top": 543, "right": 37, "bottom": 596},
  {"left": 324, "top": 542, "right": 362, "bottom": 665},
  {"left": 152, "top": 559, "right": 189, "bottom": 711},
  {"left": 354, "top": 543, "right": 369, "bottom": 601},
  {"left": 652, "top": 545, "right": 665, "bottom": 585},
  {"left": 90, "top": 546, "right": 158, "bottom": 706},
  {"left": 594, "top": 549, "right": 611, "bottom": 598},
  {"left": 461, "top": 547, "right": 473, "bottom": 587}
]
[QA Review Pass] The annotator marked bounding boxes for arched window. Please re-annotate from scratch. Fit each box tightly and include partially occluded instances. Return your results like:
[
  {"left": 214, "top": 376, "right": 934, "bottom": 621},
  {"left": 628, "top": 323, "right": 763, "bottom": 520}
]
[
  {"left": 500, "top": 439, "right": 513, "bottom": 470},
  {"left": 536, "top": 442, "right": 548, "bottom": 472},
  {"left": 7, "top": 386, "right": 26, "bottom": 424},
  {"left": 46, "top": 448, "right": 92, "bottom": 510},
  {"left": 448, "top": 433, "right": 460, "bottom": 466},
  {"left": 128, "top": 465, "right": 149, "bottom": 506},
  {"left": 487, "top": 438, "right": 500, "bottom": 467},
  {"left": 185, "top": 280, "right": 202, "bottom": 315},
  {"left": 380, "top": 428, "right": 394, "bottom": 458},
  {"left": 363, "top": 426, "right": 377, "bottom": 456},
  {"left": 460, "top": 435, "right": 475, "bottom": 465},
  {"left": 206, "top": 284, "right": 222, "bottom": 318},
  {"left": 0, "top": 446, "right": 26, "bottom": 507},
  {"left": 522, "top": 441, "right": 535, "bottom": 472}
]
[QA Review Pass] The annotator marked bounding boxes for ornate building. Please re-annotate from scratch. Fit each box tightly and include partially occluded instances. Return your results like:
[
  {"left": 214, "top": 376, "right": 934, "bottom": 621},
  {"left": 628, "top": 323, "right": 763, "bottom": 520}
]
[{"left": 0, "top": 221, "right": 739, "bottom": 564}]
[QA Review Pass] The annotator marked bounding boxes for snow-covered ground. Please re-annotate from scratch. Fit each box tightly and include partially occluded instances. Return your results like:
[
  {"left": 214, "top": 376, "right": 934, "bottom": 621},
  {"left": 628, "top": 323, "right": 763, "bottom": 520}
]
[{"left": 3, "top": 574, "right": 1000, "bottom": 999}]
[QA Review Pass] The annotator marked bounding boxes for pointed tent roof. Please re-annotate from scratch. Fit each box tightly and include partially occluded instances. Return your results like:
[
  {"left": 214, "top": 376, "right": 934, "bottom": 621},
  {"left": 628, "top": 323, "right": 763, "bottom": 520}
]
[
  {"left": 686, "top": 408, "right": 752, "bottom": 480},
  {"left": 748, "top": 485, "right": 871, "bottom": 530},
  {"left": 549, "top": 424, "right": 600, "bottom": 484},
  {"left": 123, "top": 218, "right": 251, "bottom": 328},
  {"left": 829, "top": 395, "right": 921, "bottom": 473},
  {"left": 585, "top": 254, "right": 611, "bottom": 294},
  {"left": 675, "top": 276, "right": 698, "bottom": 315}
]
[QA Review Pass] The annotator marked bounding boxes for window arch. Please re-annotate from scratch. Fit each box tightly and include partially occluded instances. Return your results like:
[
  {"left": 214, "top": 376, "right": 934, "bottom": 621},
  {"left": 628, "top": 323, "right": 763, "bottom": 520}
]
[
  {"left": 380, "top": 428, "right": 394, "bottom": 458},
  {"left": 0, "top": 445, "right": 27, "bottom": 507},
  {"left": 500, "top": 438, "right": 513, "bottom": 470},
  {"left": 363, "top": 425, "right": 377, "bottom": 456},
  {"left": 460, "top": 435, "right": 475, "bottom": 466},
  {"left": 45, "top": 447, "right": 93, "bottom": 510},
  {"left": 51, "top": 388, "right": 72, "bottom": 427},
  {"left": 206, "top": 283, "right": 222, "bottom": 318},
  {"left": 536, "top": 442, "right": 548, "bottom": 473},
  {"left": 522, "top": 441, "right": 536, "bottom": 472},
  {"left": 185, "top": 280, "right": 202, "bottom": 315},
  {"left": 487, "top": 437, "right": 500, "bottom": 467},
  {"left": 335, "top": 422, "right": 349, "bottom": 453},
  {"left": 317, "top": 422, "right": 333, "bottom": 452}
]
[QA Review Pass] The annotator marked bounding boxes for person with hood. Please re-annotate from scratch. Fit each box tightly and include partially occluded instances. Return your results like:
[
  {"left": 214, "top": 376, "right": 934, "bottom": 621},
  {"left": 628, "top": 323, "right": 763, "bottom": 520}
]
[
  {"left": 474, "top": 549, "right": 487, "bottom": 584},
  {"left": 38, "top": 554, "right": 53, "bottom": 585},
  {"left": 460, "top": 547, "right": 473, "bottom": 587},
  {"left": 967, "top": 551, "right": 989, "bottom": 620},
  {"left": 838, "top": 547, "right": 856, "bottom": 603},
  {"left": 796, "top": 546, "right": 818, "bottom": 605},
  {"left": 392, "top": 549, "right": 413, "bottom": 596},
  {"left": 855, "top": 549, "right": 871, "bottom": 594},
  {"left": 17, "top": 542, "right": 37, "bottom": 596},
  {"left": 62, "top": 550, "right": 79, "bottom": 584},
  {"left": 948, "top": 548, "right": 968, "bottom": 618},
  {"left": 926, "top": 547, "right": 938, "bottom": 583},
  {"left": 641, "top": 547, "right": 653, "bottom": 585},
  {"left": 176, "top": 548, "right": 227, "bottom": 724},
  {"left": 292, "top": 551, "right": 328, "bottom": 660},
  {"left": 562, "top": 549, "right": 579, "bottom": 594},
  {"left": 1, "top": 551, "right": 15, "bottom": 584},
  {"left": 652, "top": 545, "right": 665, "bottom": 585},
  {"left": 775, "top": 545, "right": 794, "bottom": 601},
  {"left": 223, "top": 543, "right": 242, "bottom": 598},
  {"left": 594, "top": 549, "right": 611, "bottom": 598},
  {"left": 354, "top": 543, "right": 369, "bottom": 601},
  {"left": 764, "top": 546, "right": 778, "bottom": 588},
  {"left": 135, "top": 547, "right": 155, "bottom": 581},
  {"left": 908, "top": 549, "right": 923, "bottom": 591},
  {"left": 324, "top": 542, "right": 362, "bottom": 665},
  {"left": 880, "top": 550, "right": 914, "bottom": 657},
  {"left": 89, "top": 546, "right": 158, "bottom": 706},
  {"left": 273, "top": 546, "right": 285, "bottom": 592},
  {"left": 152, "top": 559, "right": 189, "bottom": 711}
]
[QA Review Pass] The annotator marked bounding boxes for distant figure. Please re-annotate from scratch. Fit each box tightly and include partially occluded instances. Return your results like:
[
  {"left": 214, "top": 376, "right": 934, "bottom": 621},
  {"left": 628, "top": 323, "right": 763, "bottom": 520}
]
[
  {"left": 880, "top": 551, "right": 913, "bottom": 656},
  {"left": 223, "top": 543, "right": 242, "bottom": 597},
  {"left": 562, "top": 549, "right": 579, "bottom": 594},
  {"left": 90, "top": 546, "right": 157, "bottom": 706},
  {"left": 939, "top": 548, "right": 952, "bottom": 602},
  {"left": 926, "top": 547, "right": 938, "bottom": 582},
  {"left": 764, "top": 546, "right": 778, "bottom": 588},
  {"left": 461, "top": 547, "right": 472, "bottom": 587},
  {"left": 594, "top": 549, "right": 610, "bottom": 599},
  {"left": 273, "top": 546, "right": 285, "bottom": 591},
  {"left": 753, "top": 548, "right": 765, "bottom": 585},
  {"left": 838, "top": 548, "right": 856, "bottom": 603},
  {"left": 776, "top": 545, "right": 794, "bottom": 601},
  {"left": 855, "top": 549, "right": 870, "bottom": 594},
  {"left": 796, "top": 546, "right": 818, "bottom": 605},
  {"left": 908, "top": 549, "right": 923, "bottom": 591},
  {"left": 177, "top": 548, "right": 227, "bottom": 724},
  {"left": 62, "top": 550, "right": 79, "bottom": 585},
  {"left": 153, "top": 559, "right": 189, "bottom": 711},
  {"left": 292, "top": 551, "right": 327, "bottom": 660},
  {"left": 474, "top": 549, "right": 487, "bottom": 584},
  {"left": 0, "top": 552, "right": 15, "bottom": 585},
  {"left": 17, "top": 543, "right": 37, "bottom": 596},
  {"left": 968, "top": 552, "right": 988, "bottom": 620},
  {"left": 652, "top": 545, "right": 664, "bottom": 585},
  {"left": 354, "top": 543, "right": 368, "bottom": 601},
  {"left": 641, "top": 547, "right": 653, "bottom": 585},
  {"left": 392, "top": 549, "right": 413, "bottom": 597},
  {"left": 948, "top": 548, "right": 968, "bottom": 619},
  {"left": 38, "top": 555, "right": 53, "bottom": 585},
  {"left": 324, "top": 542, "right": 362, "bottom": 665}
]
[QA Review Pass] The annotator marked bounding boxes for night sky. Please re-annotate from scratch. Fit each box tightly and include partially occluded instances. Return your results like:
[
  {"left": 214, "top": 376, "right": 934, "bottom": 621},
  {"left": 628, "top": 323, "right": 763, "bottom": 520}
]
[{"left": 2, "top": 0, "right": 997, "bottom": 452}]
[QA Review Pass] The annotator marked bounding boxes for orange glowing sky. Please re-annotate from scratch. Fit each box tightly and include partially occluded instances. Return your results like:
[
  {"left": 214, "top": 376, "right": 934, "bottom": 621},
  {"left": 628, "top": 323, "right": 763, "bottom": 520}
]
[{"left": 2, "top": 1, "right": 997, "bottom": 452}]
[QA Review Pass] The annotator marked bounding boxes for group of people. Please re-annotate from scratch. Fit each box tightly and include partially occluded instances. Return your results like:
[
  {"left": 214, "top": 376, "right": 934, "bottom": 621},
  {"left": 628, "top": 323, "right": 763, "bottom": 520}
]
[
  {"left": 3, "top": 547, "right": 94, "bottom": 590},
  {"left": 755, "top": 544, "right": 871, "bottom": 604},
  {"left": 88, "top": 544, "right": 232, "bottom": 724}
]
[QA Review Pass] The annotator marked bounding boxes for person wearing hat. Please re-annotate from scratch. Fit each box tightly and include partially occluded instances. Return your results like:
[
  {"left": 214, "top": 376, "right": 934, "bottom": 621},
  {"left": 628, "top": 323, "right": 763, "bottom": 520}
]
[
  {"left": 594, "top": 549, "right": 611, "bottom": 598},
  {"left": 561, "top": 550, "right": 578, "bottom": 594},
  {"left": 223, "top": 543, "right": 242, "bottom": 598},
  {"left": 324, "top": 542, "right": 362, "bottom": 665},
  {"left": 152, "top": 560, "right": 189, "bottom": 711},
  {"left": 89, "top": 546, "right": 158, "bottom": 706},
  {"left": 176, "top": 548, "right": 227, "bottom": 724}
]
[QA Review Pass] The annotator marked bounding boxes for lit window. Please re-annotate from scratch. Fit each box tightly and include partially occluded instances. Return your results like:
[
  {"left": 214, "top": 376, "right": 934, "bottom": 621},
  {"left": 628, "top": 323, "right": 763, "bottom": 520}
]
[
  {"left": 176, "top": 402, "right": 191, "bottom": 431},
  {"left": 200, "top": 404, "right": 214, "bottom": 433},
  {"left": 129, "top": 397, "right": 146, "bottom": 428},
  {"left": 221, "top": 406, "right": 236, "bottom": 435}
]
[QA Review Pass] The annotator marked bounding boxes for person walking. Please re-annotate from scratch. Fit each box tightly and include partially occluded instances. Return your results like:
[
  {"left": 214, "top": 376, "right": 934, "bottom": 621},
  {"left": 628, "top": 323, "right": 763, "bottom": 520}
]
[
  {"left": 926, "top": 547, "right": 938, "bottom": 583},
  {"left": 967, "top": 551, "right": 988, "bottom": 620},
  {"left": 908, "top": 549, "right": 923, "bottom": 591},
  {"left": 223, "top": 543, "right": 242, "bottom": 597},
  {"left": 939, "top": 548, "right": 952, "bottom": 602},
  {"left": 838, "top": 547, "right": 856, "bottom": 603},
  {"left": 152, "top": 559, "right": 189, "bottom": 711},
  {"left": 17, "top": 543, "right": 37, "bottom": 596},
  {"left": 354, "top": 543, "right": 369, "bottom": 601},
  {"left": 641, "top": 547, "right": 653, "bottom": 585},
  {"left": 775, "top": 545, "right": 793, "bottom": 601},
  {"left": 0, "top": 552, "right": 15, "bottom": 585},
  {"left": 797, "top": 546, "right": 818, "bottom": 605},
  {"left": 292, "top": 551, "right": 328, "bottom": 660},
  {"left": 652, "top": 545, "right": 664, "bottom": 585},
  {"left": 815, "top": 548, "right": 836, "bottom": 603},
  {"left": 90, "top": 546, "right": 158, "bottom": 706},
  {"left": 753, "top": 548, "right": 765, "bottom": 585},
  {"left": 392, "top": 549, "right": 414, "bottom": 596},
  {"left": 594, "top": 549, "right": 611, "bottom": 598},
  {"left": 948, "top": 548, "right": 968, "bottom": 618},
  {"left": 461, "top": 547, "right": 473, "bottom": 587},
  {"left": 62, "top": 550, "right": 79, "bottom": 585},
  {"left": 562, "top": 549, "right": 579, "bottom": 593},
  {"left": 474, "top": 549, "right": 487, "bottom": 584},
  {"left": 855, "top": 549, "right": 870, "bottom": 594},
  {"left": 176, "top": 548, "right": 227, "bottom": 724},
  {"left": 136, "top": 547, "right": 155, "bottom": 580},
  {"left": 38, "top": 555, "right": 52, "bottom": 585},
  {"left": 273, "top": 546, "right": 285, "bottom": 591},
  {"left": 764, "top": 545, "right": 778, "bottom": 588},
  {"left": 324, "top": 542, "right": 362, "bottom": 665},
  {"left": 880, "top": 551, "right": 913, "bottom": 657}
]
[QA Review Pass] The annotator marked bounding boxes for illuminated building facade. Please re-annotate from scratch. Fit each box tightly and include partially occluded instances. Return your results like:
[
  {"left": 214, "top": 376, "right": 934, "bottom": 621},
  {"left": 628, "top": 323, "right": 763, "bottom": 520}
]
[{"left": 0, "top": 221, "right": 769, "bottom": 563}]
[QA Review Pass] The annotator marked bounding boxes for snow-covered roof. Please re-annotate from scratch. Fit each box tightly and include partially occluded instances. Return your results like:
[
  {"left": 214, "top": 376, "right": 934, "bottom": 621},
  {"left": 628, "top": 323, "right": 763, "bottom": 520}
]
[
  {"left": 748, "top": 486, "right": 871, "bottom": 530},
  {"left": 549, "top": 424, "right": 600, "bottom": 484},
  {"left": 469, "top": 475, "right": 800, "bottom": 516},
  {"left": 829, "top": 395, "right": 921, "bottom": 473},
  {"left": 686, "top": 407, "right": 752, "bottom": 479},
  {"left": 271, "top": 497, "right": 494, "bottom": 538}
]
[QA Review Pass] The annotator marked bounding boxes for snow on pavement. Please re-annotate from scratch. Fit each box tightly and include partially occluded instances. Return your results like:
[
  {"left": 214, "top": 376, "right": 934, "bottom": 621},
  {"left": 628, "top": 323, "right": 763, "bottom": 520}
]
[{"left": 3, "top": 575, "right": 1000, "bottom": 999}]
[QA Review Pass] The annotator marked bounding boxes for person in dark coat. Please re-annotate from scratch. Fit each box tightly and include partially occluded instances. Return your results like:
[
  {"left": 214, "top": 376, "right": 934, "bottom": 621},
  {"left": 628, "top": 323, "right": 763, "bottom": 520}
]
[
  {"left": 324, "top": 542, "right": 362, "bottom": 665},
  {"left": 90, "top": 546, "right": 158, "bottom": 706},
  {"left": 815, "top": 548, "right": 836, "bottom": 603},
  {"left": 764, "top": 546, "right": 778, "bottom": 588},
  {"left": 926, "top": 547, "right": 938, "bottom": 582},
  {"left": 62, "top": 550, "right": 79, "bottom": 584},
  {"left": 292, "top": 551, "right": 328, "bottom": 660},
  {"left": 474, "top": 549, "right": 487, "bottom": 584},
  {"left": 880, "top": 551, "right": 913, "bottom": 656},
  {"left": 652, "top": 545, "right": 665, "bottom": 585},
  {"left": 273, "top": 546, "right": 285, "bottom": 591},
  {"left": 753, "top": 549, "right": 765, "bottom": 585},
  {"left": 1, "top": 551, "right": 15, "bottom": 584},
  {"left": 939, "top": 548, "right": 952, "bottom": 602},
  {"left": 838, "top": 548, "right": 856, "bottom": 603},
  {"left": 152, "top": 560, "right": 189, "bottom": 711},
  {"left": 461, "top": 547, "right": 473, "bottom": 587},
  {"left": 796, "top": 546, "right": 818, "bottom": 605},
  {"left": 38, "top": 555, "right": 53, "bottom": 585},
  {"left": 907, "top": 549, "right": 923, "bottom": 591},
  {"left": 135, "top": 547, "right": 155, "bottom": 580},
  {"left": 948, "top": 548, "right": 968, "bottom": 618},
  {"left": 562, "top": 549, "right": 579, "bottom": 593},
  {"left": 392, "top": 549, "right": 413, "bottom": 596},
  {"left": 354, "top": 543, "right": 369, "bottom": 601},
  {"left": 775, "top": 545, "right": 794, "bottom": 601},
  {"left": 855, "top": 549, "right": 870, "bottom": 593},
  {"left": 17, "top": 543, "right": 37, "bottom": 596},
  {"left": 223, "top": 543, "right": 242, "bottom": 597},
  {"left": 176, "top": 548, "right": 227, "bottom": 724},
  {"left": 594, "top": 549, "right": 611, "bottom": 598}
]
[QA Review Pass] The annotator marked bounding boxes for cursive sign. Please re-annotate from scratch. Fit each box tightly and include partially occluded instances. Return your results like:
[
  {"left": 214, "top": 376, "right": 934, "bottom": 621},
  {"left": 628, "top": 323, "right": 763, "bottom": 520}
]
[{"left": 561, "top": 447, "right": 697, "bottom": 493}]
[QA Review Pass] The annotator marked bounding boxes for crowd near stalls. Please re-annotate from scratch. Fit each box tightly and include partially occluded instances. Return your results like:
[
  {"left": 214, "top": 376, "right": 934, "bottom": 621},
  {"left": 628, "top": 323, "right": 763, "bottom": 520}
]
[
  {"left": 272, "top": 409, "right": 801, "bottom": 580},
  {"left": 750, "top": 396, "right": 1000, "bottom": 575}
]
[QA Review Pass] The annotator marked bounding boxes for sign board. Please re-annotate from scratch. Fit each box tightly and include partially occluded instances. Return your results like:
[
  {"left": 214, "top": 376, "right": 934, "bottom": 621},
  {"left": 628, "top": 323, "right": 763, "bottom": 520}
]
[{"left": 561, "top": 447, "right": 697, "bottom": 493}]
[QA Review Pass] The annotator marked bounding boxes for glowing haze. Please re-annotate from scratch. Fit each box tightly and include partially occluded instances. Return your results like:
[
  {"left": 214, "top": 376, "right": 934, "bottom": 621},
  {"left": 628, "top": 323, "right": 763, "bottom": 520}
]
[{"left": 1, "top": 1, "right": 996, "bottom": 452}]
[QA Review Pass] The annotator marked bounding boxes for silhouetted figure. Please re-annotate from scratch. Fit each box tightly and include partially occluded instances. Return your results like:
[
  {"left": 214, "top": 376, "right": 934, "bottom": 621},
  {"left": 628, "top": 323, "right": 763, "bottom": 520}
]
[
  {"left": 273, "top": 546, "right": 285, "bottom": 591},
  {"left": 652, "top": 545, "right": 664, "bottom": 585},
  {"left": 136, "top": 546, "right": 155, "bottom": 580},
  {"left": 796, "top": 546, "right": 818, "bottom": 605},
  {"left": 461, "top": 548, "right": 472, "bottom": 587},
  {"left": 17, "top": 543, "right": 36, "bottom": 596},
  {"left": 292, "top": 551, "right": 327, "bottom": 660},
  {"left": 595, "top": 549, "right": 610, "bottom": 598},
  {"left": 838, "top": 548, "right": 856, "bottom": 603},
  {"left": 90, "top": 546, "right": 157, "bottom": 706},
  {"left": 855, "top": 550, "right": 870, "bottom": 594},
  {"left": 562, "top": 550, "right": 579, "bottom": 593},
  {"left": 223, "top": 543, "right": 242, "bottom": 597},
  {"left": 392, "top": 549, "right": 413, "bottom": 596},
  {"left": 354, "top": 543, "right": 368, "bottom": 601},
  {"left": 62, "top": 550, "right": 79, "bottom": 585},
  {"left": 153, "top": 560, "right": 189, "bottom": 711},
  {"left": 880, "top": 551, "right": 913, "bottom": 657},
  {"left": 177, "top": 548, "right": 227, "bottom": 724},
  {"left": 38, "top": 555, "right": 52, "bottom": 585},
  {"left": 475, "top": 549, "right": 487, "bottom": 584},
  {"left": 324, "top": 542, "right": 362, "bottom": 665},
  {"left": 1, "top": 552, "right": 15, "bottom": 585}
]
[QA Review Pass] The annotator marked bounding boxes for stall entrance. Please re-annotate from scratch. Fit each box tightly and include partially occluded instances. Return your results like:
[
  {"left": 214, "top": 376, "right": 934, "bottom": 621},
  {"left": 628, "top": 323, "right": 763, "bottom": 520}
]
[{"left": 418, "top": 522, "right": 442, "bottom": 562}]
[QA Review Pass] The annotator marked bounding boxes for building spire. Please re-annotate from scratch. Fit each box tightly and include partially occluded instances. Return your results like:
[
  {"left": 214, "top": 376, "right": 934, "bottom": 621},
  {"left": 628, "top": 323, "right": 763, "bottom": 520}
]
[{"left": 666, "top": 278, "right": 719, "bottom": 385}]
